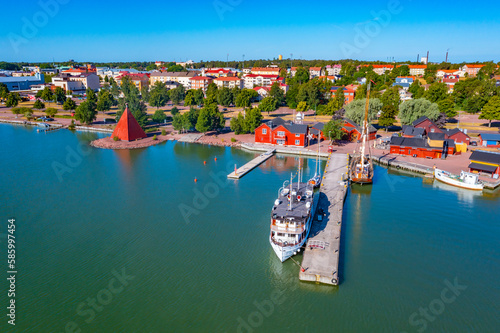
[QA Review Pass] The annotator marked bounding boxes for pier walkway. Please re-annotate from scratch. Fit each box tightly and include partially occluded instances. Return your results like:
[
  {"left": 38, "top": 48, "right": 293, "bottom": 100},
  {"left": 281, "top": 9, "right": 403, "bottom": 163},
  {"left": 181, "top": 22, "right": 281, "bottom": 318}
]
[
  {"left": 227, "top": 149, "right": 276, "bottom": 179},
  {"left": 299, "top": 153, "right": 348, "bottom": 286}
]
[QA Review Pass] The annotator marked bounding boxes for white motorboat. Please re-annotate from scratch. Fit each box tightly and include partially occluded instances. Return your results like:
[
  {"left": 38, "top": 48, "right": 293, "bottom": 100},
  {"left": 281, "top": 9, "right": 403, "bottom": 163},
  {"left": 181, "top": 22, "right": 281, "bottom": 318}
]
[{"left": 434, "top": 168, "right": 483, "bottom": 191}]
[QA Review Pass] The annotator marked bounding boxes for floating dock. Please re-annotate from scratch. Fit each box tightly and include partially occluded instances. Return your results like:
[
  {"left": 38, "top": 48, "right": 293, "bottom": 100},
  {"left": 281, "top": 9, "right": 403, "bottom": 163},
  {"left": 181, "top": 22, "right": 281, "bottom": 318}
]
[
  {"left": 299, "top": 153, "right": 348, "bottom": 286},
  {"left": 227, "top": 149, "right": 276, "bottom": 179}
]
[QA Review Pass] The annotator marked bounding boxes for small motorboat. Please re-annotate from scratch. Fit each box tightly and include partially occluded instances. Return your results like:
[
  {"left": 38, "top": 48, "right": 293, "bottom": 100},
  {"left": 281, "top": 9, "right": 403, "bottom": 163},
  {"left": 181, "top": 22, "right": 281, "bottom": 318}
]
[{"left": 434, "top": 168, "right": 483, "bottom": 191}]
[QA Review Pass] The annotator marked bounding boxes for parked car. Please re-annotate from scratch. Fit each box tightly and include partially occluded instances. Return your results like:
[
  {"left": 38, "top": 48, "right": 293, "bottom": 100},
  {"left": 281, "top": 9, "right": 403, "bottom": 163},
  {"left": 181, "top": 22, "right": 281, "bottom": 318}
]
[
  {"left": 470, "top": 141, "right": 478, "bottom": 146},
  {"left": 222, "top": 108, "right": 227, "bottom": 111}
]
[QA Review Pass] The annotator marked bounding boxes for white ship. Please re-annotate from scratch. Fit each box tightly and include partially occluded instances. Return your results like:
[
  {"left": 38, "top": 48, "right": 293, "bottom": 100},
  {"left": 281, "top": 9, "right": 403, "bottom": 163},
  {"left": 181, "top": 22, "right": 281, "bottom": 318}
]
[
  {"left": 270, "top": 166, "right": 317, "bottom": 262},
  {"left": 434, "top": 168, "right": 484, "bottom": 191}
]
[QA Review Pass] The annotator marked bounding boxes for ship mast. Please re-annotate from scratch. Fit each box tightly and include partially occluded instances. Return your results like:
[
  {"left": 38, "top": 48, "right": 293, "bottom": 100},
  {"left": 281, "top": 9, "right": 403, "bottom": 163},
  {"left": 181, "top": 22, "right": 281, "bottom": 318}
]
[{"left": 361, "top": 82, "right": 371, "bottom": 166}]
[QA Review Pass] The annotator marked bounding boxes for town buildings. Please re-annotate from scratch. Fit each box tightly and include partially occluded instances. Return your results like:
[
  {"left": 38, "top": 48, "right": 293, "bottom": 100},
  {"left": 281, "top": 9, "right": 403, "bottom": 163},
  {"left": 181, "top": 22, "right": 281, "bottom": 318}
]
[
  {"left": 51, "top": 73, "right": 100, "bottom": 93},
  {"left": 0, "top": 73, "right": 45, "bottom": 91},
  {"left": 254, "top": 118, "right": 309, "bottom": 147},
  {"left": 468, "top": 150, "right": 500, "bottom": 177},
  {"left": 214, "top": 76, "right": 243, "bottom": 89},
  {"left": 331, "top": 86, "right": 356, "bottom": 104},
  {"left": 190, "top": 76, "right": 213, "bottom": 91}
]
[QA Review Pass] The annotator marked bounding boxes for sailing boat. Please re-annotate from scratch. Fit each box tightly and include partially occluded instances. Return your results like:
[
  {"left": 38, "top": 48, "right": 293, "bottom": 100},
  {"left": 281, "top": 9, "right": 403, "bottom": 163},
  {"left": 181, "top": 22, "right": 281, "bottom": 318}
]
[
  {"left": 349, "top": 82, "right": 374, "bottom": 184},
  {"left": 308, "top": 136, "right": 321, "bottom": 188}
]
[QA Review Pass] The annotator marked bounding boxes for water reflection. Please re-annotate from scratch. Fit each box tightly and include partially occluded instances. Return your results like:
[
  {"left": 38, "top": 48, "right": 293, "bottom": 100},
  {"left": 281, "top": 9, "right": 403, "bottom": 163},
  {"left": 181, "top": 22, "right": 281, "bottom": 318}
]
[{"left": 431, "top": 180, "right": 483, "bottom": 204}]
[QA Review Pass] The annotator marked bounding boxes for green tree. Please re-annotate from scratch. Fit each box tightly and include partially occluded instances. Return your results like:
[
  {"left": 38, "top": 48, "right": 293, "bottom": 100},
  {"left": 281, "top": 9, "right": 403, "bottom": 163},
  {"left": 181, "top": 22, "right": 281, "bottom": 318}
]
[
  {"left": 259, "top": 97, "right": 277, "bottom": 115},
  {"left": 54, "top": 87, "right": 66, "bottom": 104},
  {"left": 141, "top": 85, "right": 150, "bottom": 103},
  {"left": 294, "top": 67, "right": 309, "bottom": 83},
  {"left": 269, "top": 81, "right": 285, "bottom": 105},
  {"left": 479, "top": 96, "right": 500, "bottom": 127},
  {"left": 245, "top": 107, "right": 263, "bottom": 133},
  {"left": 96, "top": 90, "right": 113, "bottom": 113},
  {"left": 331, "top": 88, "right": 346, "bottom": 111},
  {"left": 437, "top": 98, "right": 457, "bottom": 118},
  {"left": 194, "top": 89, "right": 205, "bottom": 105},
  {"left": 464, "top": 95, "right": 487, "bottom": 114},
  {"left": 5, "top": 92, "right": 21, "bottom": 108},
  {"left": 217, "top": 87, "right": 233, "bottom": 107},
  {"left": 149, "top": 82, "right": 169, "bottom": 109},
  {"left": 380, "top": 86, "right": 400, "bottom": 109},
  {"left": 230, "top": 112, "right": 247, "bottom": 134},
  {"left": 182, "top": 107, "right": 199, "bottom": 131},
  {"left": 33, "top": 99, "right": 45, "bottom": 109},
  {"left": 196, "top": 104, "right": 225, "bottom": 133},
  {"left": 172, "top": 114, "right": 184, "bottom": 131},
  {"left": 285, "top": 86, "right": 299, "bottom": 108},
  {"left": 424, "top": 82, "right": 448, "bottom": 103},
  {"left": 296, "top": 101, "right": 308, "bottom": 112},
  {"left": 12, "top": 107, "right": 31, "bottom": 117},
  {"left": 115, "top": 80, "right": 148, "bottom": 128},
  {"left": 75, "top": 101, "right": 97, "bottom": 125},
  {"left": 40, "top": 87, "right": 54, "bottom": 105},
  {"left": 378, "top": 105, "right": 398, "bottom": 131},
  {"left": 45, "top": 107, "right": 58, "bottom": 117},
  {"left": 235, "top": 89, "right": 258, "bottom": 107},
  {"left": 86, "top": 88, "right": 97, "bottom": 108},
  {"left": 344, "top": 98, "right": 382, "bottom": 124},
  {"left": 0, "top": 83, "right": 9, "bottom": 103},
  {"left": 323, "top": 119, "right": 344, "bottom": 141},
  {"left": 398, "top": 98, "right": 440, "bottom": 125},
  {"left": 206, "top": 83, "right": 218, "bottom": 102},
  {"left": 170, "top": 107, "right": 179, "bottom": 116},
  {"left": 152, "top": 109, "right": 167, "bottom": 123},
  {"left": 409, "top": 80, "right": 425, "bottom": 99},
  {"left": 184, "top": 90, "right": 196, "bottom": 106},
  {"left": 169, "top": 85, "right": 185, "bottom": 105},
  {"left": 24, "top": 108, "right": 33, "bottom": 120},
  {"left": 62, "top": 98, "right": 77, "bottom": 111},
  {"left": 110, "top": 81, "right": 120, "bottom": 99}
]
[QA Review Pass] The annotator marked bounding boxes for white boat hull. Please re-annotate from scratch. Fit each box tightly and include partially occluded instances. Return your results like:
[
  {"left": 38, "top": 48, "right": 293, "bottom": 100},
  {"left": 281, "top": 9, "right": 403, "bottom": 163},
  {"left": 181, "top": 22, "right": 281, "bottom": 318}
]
[
  {"left": 435, "top": 169, "right": 483, "bottom": 191},
  {"left": 269, "top": 194, "right": 318, "bottom": 262}
]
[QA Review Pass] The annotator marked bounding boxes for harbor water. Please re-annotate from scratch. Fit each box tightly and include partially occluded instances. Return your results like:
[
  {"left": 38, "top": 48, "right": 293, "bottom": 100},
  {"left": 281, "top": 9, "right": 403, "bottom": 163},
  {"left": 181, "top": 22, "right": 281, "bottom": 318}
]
[{"left": 0, "top": 123, "right": 498, "bottom": 332}]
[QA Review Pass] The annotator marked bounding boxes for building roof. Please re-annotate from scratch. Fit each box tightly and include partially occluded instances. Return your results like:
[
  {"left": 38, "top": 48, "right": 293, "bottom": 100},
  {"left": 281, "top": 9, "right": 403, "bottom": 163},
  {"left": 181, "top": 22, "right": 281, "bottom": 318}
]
[
  {"left": 205, "top": 68, "right": 232, "bottom": 74},
  {"left": 468, "top": 162, "right": 498, "bottom": 173},
  {"left": 214, "top": 76, "right": 241, "bottom": 81},
  {"left": 443, "top": 128, "right": 468, "bottom": 138},
  {"left": 402, "top": 125, "right": 425, "bottom": 137},
  {"left": 479, "top": 133, "right": 500, "bottom": 141},
  {"left": 428, "top": 132, "right": 446, "bottom": 140},
  {"left": 464, "top": 64, "right": 485, "bottom": 69},
  {"left": 251, "top": 67, "right": 280, "bottom": 73},
  {"left": 313, "top": 122, "right": 325, "bottom": 131},
  {"left": 150, "top": 72, "right": 196, "bottom": 78},
  {"left": 190, "top": 76, "right": 212, "bottom": 81},
  {"left": 331, "top": 86, "right": 355, "bottom": 93},
  {"left": 309, "top": 67, "right": 322, "bottom": 71},
  {"left": 0, "top": 76, "right": 43, "bottom": 83},
  {"left": 284, "top": 123, "right": 308, "bottom": 134},
  {"left": 390, "top": 136, "right": 429, "bottom": 148},
  {"left": 469, "top": 150, "right": 500, "bottom": 165},
  {"left": 111, "top": 105, "right": 147, "bottom": 141},
  {"left": 343, "top": 118, "right": 376, "bottom": 134},
  {"left": 412, "top": 116, "right": 434, "bottom": 127},
  {"left": 408, "top": 65, "right": 427, "bottom": 69},
  {"left": 244, "top": 74, "right": 279, "bottom": 78}
]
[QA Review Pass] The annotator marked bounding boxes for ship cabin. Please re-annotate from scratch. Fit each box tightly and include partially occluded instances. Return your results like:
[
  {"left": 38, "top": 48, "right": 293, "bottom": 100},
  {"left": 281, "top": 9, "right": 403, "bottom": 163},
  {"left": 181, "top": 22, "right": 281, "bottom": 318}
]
[{"left": 270, "top": 184, "right": 313, "bottom": 247}]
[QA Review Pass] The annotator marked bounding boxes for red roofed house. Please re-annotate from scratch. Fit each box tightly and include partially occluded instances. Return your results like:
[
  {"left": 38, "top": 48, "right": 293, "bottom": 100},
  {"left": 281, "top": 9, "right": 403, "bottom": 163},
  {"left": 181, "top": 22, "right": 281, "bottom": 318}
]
[
  {"left": 190, "top": 76, "right": 213, "bottom": 91},
  {"left": 214, "top": 76, "right": 242, "bottom": 89},
  {"left": 112, "top": 105, "right": 147, "bottom": 141},
  {"left": 442, "top": 77, "right": 460, "bottom": 92},
  {"left": 331, "top": 86, "right": 356, "bottom": 104},
  {"left": 62, "top": 64, "right": 97, "bottom": 76},
  {"left": 358, "top": 64, "right": 394, "bottom": 75},
  {"left": 309, "top": 67, "right": 322, "bottom": 79},
  {"left": 253, "top": 86, "right": 270, "bottom": 101},
  {"left": 408, "top": 65, "right": 427, "bottom": 76},
  {"left": 251, "top": 67, "right": 280, "bottom": 76},
  {"left": 460, "top": 64, "right": 485, "bottom": 77},
  {"left": 412, "top": 116, "right": 443, "bottom": 135},
  {"left": 204, "top": 68, "right": 234, "bottom": 77}
]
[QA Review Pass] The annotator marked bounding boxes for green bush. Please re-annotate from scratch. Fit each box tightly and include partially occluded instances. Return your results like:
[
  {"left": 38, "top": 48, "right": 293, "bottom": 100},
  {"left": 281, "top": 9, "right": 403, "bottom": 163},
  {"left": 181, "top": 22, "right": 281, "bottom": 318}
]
[
  {"left": 161, "top": 129, "right": 166, "bottom": 135},
  {"left": 153, "top": 135, "right": 157, "bottom": 141},
  {"left": 113, "top": 136, "right": 120, "bottom": 141},
  {"left": 231, "top": 137, "right": 237, "bottom": 143},
  {"left": 145, "top": 127, "right": 158, "bottom": 133},
  {"left": 68, "top": 120, "right": 76, "bottom": 130}
]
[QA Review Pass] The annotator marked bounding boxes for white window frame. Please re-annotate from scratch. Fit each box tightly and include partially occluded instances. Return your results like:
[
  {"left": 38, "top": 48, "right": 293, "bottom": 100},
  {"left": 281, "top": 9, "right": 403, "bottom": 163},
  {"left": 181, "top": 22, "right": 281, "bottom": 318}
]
[
  {"left": 295, "top": 140, "right": 300, "bottom": 145},
  {"left": 262, "top": 128, "right": 267, "bottom": 135}
]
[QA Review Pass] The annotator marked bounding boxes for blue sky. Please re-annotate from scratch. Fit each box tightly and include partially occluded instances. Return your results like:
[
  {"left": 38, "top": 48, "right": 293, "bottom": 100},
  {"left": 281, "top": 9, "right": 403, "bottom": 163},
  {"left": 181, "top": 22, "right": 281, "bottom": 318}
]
[{"left": 1, "top": 0, "right": 499, "bottom": 63}]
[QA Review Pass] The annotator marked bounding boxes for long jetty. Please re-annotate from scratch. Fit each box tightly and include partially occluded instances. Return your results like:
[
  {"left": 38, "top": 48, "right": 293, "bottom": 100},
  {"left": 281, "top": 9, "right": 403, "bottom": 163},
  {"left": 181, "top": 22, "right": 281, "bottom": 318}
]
[
  {"left": 299, "top": 153, "right": 349, "bottom": 286},
  {"left": 227, "top": 149, "right": 276, "bottom": 179}
]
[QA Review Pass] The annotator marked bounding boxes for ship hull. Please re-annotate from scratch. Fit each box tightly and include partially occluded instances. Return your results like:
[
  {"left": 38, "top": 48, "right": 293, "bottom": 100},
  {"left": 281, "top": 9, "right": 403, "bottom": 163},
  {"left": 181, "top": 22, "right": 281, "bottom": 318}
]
[{"left": 435, "top": 169, "right": 483, "bottom": 191}]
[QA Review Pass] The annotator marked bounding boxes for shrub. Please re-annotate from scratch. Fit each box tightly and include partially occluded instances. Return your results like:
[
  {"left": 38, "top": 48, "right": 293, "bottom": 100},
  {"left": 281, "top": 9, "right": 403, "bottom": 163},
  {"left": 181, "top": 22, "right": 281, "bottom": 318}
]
[
  {"left": 68, "top": 120, "right": 76, "bottom": 130},
  {"left": 231, "top": 137, "right": 237, "bottom": 143},
  {"left": 145, "top": 127, "right": 158, "bottom": 133},
  {"left": 161, "top": 129, "right": 166, "bottom": 135},
  {"left": 45, "top": 107, "right": 58, "bottom": 117},
  {"left": 153, "top": 135, "right": 157, "bottom": 141},
  {"left": 113, "top": 136, "right": 120, "bottom": 141},
  {"left": 33, "top": 100, "right": 45, "bottom": 110}
]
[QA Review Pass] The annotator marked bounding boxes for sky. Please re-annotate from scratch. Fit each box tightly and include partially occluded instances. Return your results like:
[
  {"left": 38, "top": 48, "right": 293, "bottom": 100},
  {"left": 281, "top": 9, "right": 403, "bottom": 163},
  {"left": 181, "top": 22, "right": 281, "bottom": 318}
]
[{"left": 1, "top": 0, "right": 499, "bottom": 63}]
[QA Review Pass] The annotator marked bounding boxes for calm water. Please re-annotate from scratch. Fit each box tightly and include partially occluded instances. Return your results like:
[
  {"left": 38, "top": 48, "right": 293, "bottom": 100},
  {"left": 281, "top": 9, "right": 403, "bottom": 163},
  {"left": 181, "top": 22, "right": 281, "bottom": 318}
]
[{"left": 0, "top": 123, "right": 499, "bottom": 333}]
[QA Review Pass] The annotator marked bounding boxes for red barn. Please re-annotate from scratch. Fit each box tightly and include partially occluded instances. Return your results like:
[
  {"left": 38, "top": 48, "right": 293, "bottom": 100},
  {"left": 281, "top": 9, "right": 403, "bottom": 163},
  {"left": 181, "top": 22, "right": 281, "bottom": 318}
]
[
  {"left": 310, "top": 122, "right": 327, "bottom": 141},
  {"left": 412, "top": 116, "right": 443, "bottom": 135},
  {"left": 112, "top": 105, "right": 147, "bottom": 141},
  {"left": 254, "top": 118, "right": 309, "bottom": 147},
  {"left": 390, "top": 136, "right": 455, "bottom": 159},
  {"left": 342, "top": 118, "right": 377, "bottom": 141}
]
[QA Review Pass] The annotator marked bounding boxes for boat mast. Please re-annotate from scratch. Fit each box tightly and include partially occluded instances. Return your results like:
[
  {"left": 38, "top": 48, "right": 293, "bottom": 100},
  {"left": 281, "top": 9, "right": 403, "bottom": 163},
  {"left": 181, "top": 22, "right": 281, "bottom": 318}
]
[
  {"left": 289, "top": 173, "right": 293, "bottom": 211},
  {"left": 361, "top": 82, "right": 371, "bottom": 166}
]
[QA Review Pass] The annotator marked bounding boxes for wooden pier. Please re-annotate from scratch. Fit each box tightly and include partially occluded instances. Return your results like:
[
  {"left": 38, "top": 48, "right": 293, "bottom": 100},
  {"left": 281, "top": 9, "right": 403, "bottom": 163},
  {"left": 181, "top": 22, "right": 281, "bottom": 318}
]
[
  {"left": 227, "top": 149, "right": 276, "bottom": 179},
  {"left": 299, "top": 153, "right": 349, "bottom": 286}
]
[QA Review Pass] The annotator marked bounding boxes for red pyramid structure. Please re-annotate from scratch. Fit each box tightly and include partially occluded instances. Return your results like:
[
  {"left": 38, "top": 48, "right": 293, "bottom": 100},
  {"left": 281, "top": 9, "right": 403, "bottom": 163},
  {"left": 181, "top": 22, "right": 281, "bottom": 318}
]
[{"left": 112, "top": 104, "right": 147, "bottom": 141}]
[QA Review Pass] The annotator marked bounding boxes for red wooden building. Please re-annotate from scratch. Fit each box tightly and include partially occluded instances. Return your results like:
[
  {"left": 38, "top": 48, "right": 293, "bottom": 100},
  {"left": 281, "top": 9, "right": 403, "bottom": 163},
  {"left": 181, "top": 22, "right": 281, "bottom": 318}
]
[
  {"left": 412, "top": 116, "right": 443, "bottom": 135},
  {"left": 254, "top": 118, "right": 309, "bottom": 147},
  {"left": 443, "top": 128, "right": 471, "bottom": 144},
  {"left": 390, "top": 136, "right": 455, "bottom": 159},
  {"left": 331, "top": 86, "right": 356, "bottom": 104},
  {"left": 310, "top": 122, "right": 327, "bottom": 141},
  {"left": 342, "top": 118, "right": 377, "bottom": 141}
]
